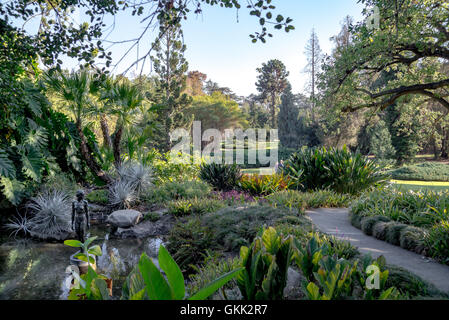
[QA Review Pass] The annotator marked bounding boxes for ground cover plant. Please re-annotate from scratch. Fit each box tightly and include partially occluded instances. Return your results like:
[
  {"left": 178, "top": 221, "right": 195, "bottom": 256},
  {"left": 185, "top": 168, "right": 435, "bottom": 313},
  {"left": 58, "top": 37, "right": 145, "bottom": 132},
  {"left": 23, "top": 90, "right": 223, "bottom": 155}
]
[{"left": 350, "top": 187, "right": 449, "bottom": 264}]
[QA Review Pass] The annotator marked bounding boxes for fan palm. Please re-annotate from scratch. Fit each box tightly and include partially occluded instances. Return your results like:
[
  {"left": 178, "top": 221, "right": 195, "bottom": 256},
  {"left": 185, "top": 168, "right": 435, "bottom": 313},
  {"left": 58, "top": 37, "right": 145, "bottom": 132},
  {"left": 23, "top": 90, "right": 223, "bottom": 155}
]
[
  {"left": 44, "top": 70, "right": 112, "bottom": 183},
  {"left": 101, "top": 78, "right": 145, "bottom": 168}
]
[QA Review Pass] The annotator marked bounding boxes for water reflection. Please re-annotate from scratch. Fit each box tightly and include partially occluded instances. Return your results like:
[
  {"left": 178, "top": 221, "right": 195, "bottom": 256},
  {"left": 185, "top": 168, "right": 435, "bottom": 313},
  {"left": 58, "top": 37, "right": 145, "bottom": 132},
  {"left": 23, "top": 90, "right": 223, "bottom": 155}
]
[{"left": 0, "top": 225, "right": 165, "bottom": 300}]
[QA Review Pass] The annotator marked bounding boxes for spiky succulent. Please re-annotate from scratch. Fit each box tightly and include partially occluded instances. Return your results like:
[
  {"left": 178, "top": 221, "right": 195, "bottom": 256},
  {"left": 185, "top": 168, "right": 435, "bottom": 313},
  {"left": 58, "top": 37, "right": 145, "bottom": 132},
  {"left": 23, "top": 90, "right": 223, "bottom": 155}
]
[
  {"left": 117, "top": 161, "right": 153, "bottom": 195},
  {"left": 26, "top": 190, "right": 71, "bottom": 239},
  {"left": 109, "top": 180, "right": 137, "bottom": 209}
]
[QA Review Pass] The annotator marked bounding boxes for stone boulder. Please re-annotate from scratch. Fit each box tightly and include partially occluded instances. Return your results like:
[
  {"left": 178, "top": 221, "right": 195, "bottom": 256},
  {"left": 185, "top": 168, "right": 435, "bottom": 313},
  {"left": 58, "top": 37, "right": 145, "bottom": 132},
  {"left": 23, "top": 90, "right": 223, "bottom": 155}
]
[
  {"left": 106, "top": 209, "right": 143, "bottom": 228},
  {"left": 114, "top": 214, "right": 174, "bottom": 239}
]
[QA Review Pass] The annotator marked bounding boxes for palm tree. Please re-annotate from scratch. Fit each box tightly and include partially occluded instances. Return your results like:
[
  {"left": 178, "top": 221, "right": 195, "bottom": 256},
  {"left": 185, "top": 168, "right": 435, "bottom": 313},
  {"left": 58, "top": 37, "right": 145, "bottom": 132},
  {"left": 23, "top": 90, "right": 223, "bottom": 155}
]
[
  {"left": 101, "top": 77, "right": 145, "bottom": 168},
  {"left": 44, "top": 70, "right": 112, "bottom": 183}
]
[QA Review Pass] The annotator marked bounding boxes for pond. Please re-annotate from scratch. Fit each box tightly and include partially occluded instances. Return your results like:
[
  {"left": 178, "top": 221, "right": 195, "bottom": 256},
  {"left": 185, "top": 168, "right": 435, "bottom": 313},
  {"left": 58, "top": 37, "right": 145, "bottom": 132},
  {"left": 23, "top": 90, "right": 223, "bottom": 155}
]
[{"left": 0, "top": 225, "right": 164, "bottom": 300}]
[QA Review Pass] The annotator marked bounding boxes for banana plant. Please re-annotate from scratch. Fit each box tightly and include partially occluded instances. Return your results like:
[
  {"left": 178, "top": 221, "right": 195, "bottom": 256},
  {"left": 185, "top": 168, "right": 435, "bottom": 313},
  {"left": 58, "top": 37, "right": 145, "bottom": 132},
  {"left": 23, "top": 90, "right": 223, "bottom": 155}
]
[
  {"left": 121, "top": 245, "right": 243, "bottom": 300},
  {"left": 64, "top": 236, "right": 102, "bottom": 264},
  {"left": 237, "top": 227, "right": 294, "bottom": 300}
]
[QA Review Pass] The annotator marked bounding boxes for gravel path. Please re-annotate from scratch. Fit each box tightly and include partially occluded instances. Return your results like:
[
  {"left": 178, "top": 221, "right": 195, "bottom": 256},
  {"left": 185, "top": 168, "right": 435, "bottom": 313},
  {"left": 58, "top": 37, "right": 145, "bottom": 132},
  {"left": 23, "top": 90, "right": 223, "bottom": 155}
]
[{"left": 306, "top": 207, "right": 449, "bottom": 294}]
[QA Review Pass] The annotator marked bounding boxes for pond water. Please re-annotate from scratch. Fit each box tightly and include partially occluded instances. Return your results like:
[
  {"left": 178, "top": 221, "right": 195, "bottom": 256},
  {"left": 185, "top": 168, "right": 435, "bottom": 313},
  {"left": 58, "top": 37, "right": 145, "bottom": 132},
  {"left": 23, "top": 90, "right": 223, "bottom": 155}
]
[{"left": 0, "top": 225, "right": 164, "bottom": 300}]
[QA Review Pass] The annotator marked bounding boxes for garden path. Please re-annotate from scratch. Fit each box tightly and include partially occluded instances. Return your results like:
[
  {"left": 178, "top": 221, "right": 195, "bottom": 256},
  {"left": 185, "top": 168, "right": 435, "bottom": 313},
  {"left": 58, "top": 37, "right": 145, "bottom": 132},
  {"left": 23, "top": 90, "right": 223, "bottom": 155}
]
[{"left": 306, "top": 208, "right": 449, "bottom": 294}]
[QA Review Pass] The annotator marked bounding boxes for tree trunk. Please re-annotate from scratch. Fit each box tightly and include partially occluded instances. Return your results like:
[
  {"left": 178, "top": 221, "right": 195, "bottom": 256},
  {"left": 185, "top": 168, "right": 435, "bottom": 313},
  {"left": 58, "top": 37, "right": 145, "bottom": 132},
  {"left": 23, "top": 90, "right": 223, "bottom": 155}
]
[
  {"left": 99, "top": 113, "right": 112, "bottom": 150},
  {"left": 113, "top": 123, "right": 123, "bottom": 169},
  {"left": 75, "top": 121, "right": 112, "bottom": 184},
  {"left": 271, "top": 94, "right": 276, "bottom": 128}
]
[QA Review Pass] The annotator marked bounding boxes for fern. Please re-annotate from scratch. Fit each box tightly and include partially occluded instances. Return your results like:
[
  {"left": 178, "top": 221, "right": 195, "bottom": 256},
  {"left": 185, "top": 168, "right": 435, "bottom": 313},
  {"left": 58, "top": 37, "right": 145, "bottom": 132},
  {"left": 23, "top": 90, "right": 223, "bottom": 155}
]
[{"left": 0, "top": 149, "right": 16, "bottom": 179}]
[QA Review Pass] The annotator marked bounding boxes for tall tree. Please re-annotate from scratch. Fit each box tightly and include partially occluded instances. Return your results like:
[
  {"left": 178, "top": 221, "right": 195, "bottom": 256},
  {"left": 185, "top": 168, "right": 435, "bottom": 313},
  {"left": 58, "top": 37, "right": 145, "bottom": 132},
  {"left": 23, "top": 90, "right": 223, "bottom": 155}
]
[
  {"left": 303, "top": 28, "right": 323, "bottom": 114},
  {"left": 255, "top": 59, "right": 289, "bottom": 128},
  {"left": 151, "top": 21, "right": 192, "bottom": 153},
  {"left": 185, "top": 71, "right": 207, "bottom": 96},
  {"left": 278, "top": 84, "right": 300, "bottom": 149},
  {"left": 322, "top": 0, "right": 449, "bottom": 113}
]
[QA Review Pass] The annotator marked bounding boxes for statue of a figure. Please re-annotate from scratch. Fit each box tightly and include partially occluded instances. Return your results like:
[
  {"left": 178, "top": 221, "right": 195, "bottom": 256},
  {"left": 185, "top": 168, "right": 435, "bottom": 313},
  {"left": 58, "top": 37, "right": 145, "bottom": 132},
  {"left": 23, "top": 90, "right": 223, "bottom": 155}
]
[{"left": 72, "top": 190, "right": 90, "bottom": 242}]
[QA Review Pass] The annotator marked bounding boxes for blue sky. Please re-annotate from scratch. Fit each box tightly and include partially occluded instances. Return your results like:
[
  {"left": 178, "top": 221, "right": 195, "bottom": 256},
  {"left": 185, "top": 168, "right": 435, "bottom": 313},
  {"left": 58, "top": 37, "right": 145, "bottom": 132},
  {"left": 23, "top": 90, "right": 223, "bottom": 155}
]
[{"left": 22, "top": 0, "right": 365, "bottom": 96}]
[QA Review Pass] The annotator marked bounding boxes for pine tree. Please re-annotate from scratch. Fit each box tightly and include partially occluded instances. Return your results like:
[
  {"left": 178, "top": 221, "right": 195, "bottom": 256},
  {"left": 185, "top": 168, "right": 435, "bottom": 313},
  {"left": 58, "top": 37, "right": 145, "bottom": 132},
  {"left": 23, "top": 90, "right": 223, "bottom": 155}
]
[
  {"left": 278, "top": 84, "right": 300, "bottom": 148},
  {"left": 255, "top": 59, "right": 289, "bottom": 128},
  {"left": 303, "top": 29, "right": 323, "bottom": 117},
  {"left": 151, "top": 22, "right": 192, "bottom": 153}
]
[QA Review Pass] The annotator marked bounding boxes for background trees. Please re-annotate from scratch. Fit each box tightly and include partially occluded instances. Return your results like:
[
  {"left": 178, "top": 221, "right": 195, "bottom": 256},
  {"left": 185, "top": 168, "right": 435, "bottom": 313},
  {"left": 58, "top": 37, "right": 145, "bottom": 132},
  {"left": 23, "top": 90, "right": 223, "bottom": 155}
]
[{"left": 255, "top": 59, "right": 289, "bottom": 128}]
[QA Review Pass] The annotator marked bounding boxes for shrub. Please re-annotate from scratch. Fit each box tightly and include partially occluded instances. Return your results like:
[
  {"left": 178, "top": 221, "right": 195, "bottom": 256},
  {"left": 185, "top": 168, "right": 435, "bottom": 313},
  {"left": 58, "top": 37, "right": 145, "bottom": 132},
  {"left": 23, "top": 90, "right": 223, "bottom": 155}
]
[
  {"left": 314, "top": 233, "right": 359, "bottom": 260},
  {"left": 202, "top": 205, "right": 295, "bottom": 252},
  {"left": 351, "top": 187, "right": 449, "bottom": 228},
  {"left": 199, "top": 163, "right": 242, "bottom": 191},
  {"left": 361, "top": 216, "right": 391, "bottom": 236},
  {"left": 151, "top": 151, "right": 201, "bottom": 184},
  {"left": 238, "top": 174, "right": 291, "bottom": 196},
  {"left": 86, "top": 189, "right": 109, "bottom": 205},
  {"left": 386, "top": 266, "right": 443, "bottom": 298},
  {"left": 399, "top": 226, "right": 428, "bottom": 254},
  {"left": 213, "top": 190, "right": 256, "bottom": 206},
  {"left": 143, "top": 180, "right": 211, "bottom": 205},
  {"left": 166, "top": 217, "right": 216, "bottom": 275},
  {"left": 265, "top": 190, "right": 351, "bottom": 212},
  {"left": 282, "top": 145, "right": 387, "bottom": 195},
  {"left": 384, "top": 222, "right": 408, "bottom": 246},
  {"left": 25, "top": 190, "right": 71, "bottom": 240},
  {"left": 389, "top": 162, "right": 449, "bottom": 182},
  {"left": 168, "top": 197, "right": 225, "bottom": 216},
  {"left": 40, "top": 173, "right": 79, "bottom": 196},
  {"left": 350, "top": 211, "right": 363, "bottom": 229},
  {"left": 372, "top": 222, "right": 389, "bottom": 241},
  {"left": 143, "top": 211, "right": 161, "bottom": 222},
  {"left": 425, "top": 220, "right": 449, "bottom": 264}
]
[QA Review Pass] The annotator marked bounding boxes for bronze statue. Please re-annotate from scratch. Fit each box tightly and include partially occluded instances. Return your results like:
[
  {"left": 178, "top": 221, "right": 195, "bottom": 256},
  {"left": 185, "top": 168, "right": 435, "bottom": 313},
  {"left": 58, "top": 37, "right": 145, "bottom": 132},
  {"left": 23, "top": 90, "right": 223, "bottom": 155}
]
[{"left": 72, "top": 190, "right": 90, "bottom": 242}]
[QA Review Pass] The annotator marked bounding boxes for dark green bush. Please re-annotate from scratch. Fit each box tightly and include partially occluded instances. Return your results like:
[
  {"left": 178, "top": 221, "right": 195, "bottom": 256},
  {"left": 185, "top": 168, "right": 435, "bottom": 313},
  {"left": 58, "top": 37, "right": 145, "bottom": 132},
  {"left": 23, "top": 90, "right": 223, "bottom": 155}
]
[
  {"left": 168, "top": 197, "right": 225, "bottom": 216},
  {"left": 86, "top": 189, "right": 109, "bottom": 205},
  {"left": 384, "top": 222, "right": 408, "bottom": 246},
  {"left": 361, "top": 216, "right": 391, "bottom": 236},
  {"left": 372, "top": 222, "right": 389, "bottom": 241},
  {"left": 166, "top": 217, "right": 217, "bottom": 275},
  {"left": 202, "top": 205, "right": 296, "bottom": 252},
  {"left": 199, "top": 163, "right": 242, "bottom": 191},
  {"left": 282, "top": 146, "right": 387, "bottom": 195},
  {"left": 350, "top": 212, "right": 363, "bottom": 229},
  {"left": 389, "top": 162, "right": 449, "bottom": 182},
  {"left": 143, "top": 180, "right": 211, "bottom": 204},
  {"left": 386, "top": 265, "right": 443, "bottom": 298},
  {"left": 399, "top": 226, "right": 427, "bottom": 254}
]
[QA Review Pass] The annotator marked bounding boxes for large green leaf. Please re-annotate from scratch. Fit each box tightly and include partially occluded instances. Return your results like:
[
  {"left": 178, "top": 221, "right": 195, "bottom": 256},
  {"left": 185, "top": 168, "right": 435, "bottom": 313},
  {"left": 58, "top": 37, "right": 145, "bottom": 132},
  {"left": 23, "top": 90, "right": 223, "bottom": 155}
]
[
  {"left": 88, "top": 245, "right": 103, "bottom": 257},
  {"left": 64, "top": 240, "right": 83, "bottom": 248},
  {"left": 0, "top": 149, "right": 16, "bottom": 179},
  {"left": 21, "top": 147, "right": 44, "bottom": 182},
  {"left": 138, "top": 253, "right": 173, "bottom": 300},
  {"left": 158, "top": 245, "right": 185, "bottom": 300},
  {"left": 0, "top": 177, "right": 25, "bottom": 205},
  {"left": 189, "top": 267, "right": 243, "bottom": 300}
]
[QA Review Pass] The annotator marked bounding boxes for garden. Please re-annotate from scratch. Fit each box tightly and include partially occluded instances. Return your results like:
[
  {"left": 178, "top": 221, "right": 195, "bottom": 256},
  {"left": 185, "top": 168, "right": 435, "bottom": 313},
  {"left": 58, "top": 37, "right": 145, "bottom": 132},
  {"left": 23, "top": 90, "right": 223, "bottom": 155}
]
[{"left": 1, "top": 0, "right": 449, "bottom": 303}]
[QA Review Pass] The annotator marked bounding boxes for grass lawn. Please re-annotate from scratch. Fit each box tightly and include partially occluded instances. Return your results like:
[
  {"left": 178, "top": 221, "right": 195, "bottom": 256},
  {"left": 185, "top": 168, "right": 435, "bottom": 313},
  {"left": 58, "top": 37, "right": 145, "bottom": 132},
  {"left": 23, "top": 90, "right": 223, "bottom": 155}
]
[
  {"left": 242, "top": 167, "right": 275, "bottom": 175},
  {"left": 390, "top": 180, "right": 449, "bottom": 192}
]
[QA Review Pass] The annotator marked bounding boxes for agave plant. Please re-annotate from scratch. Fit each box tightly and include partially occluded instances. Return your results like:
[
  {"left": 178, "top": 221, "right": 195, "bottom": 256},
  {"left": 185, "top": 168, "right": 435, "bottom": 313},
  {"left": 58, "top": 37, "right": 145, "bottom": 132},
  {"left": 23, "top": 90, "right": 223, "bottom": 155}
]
[
  {"left": 117, "top": 162, "right": 153, "bottom": 195},
  {"left": 109, "top": 180, "right": 137, "bottom": 209},
  {"left": 26, "top": 190, "right": 72, "bottom": 240}
]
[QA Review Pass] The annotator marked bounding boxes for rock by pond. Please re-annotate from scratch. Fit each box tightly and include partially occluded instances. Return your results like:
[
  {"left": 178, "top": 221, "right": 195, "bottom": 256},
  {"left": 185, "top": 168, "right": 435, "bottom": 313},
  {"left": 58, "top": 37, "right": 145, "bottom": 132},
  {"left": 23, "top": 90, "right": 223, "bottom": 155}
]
[{"left": 106, "top": 209, "right": 143, "bottom": 228}]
